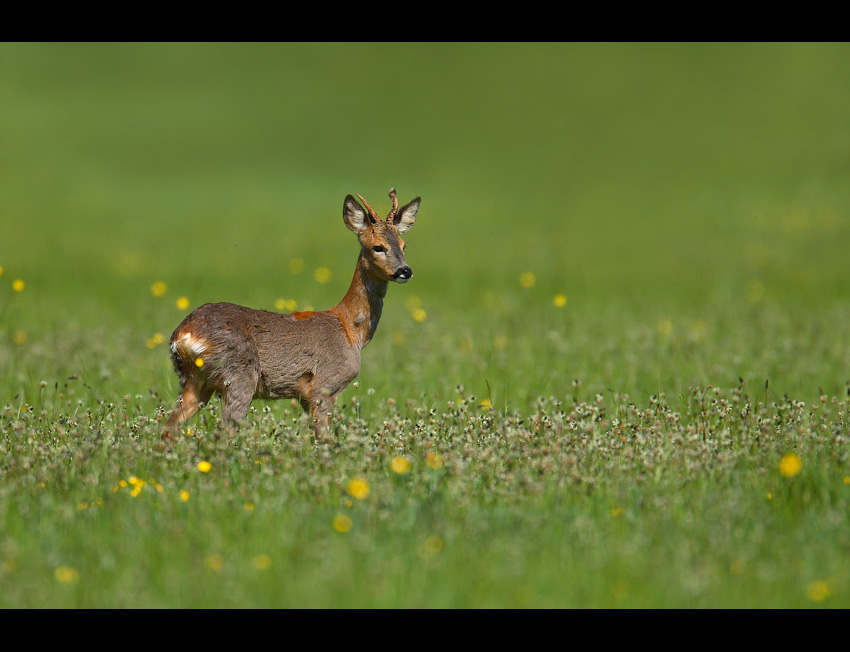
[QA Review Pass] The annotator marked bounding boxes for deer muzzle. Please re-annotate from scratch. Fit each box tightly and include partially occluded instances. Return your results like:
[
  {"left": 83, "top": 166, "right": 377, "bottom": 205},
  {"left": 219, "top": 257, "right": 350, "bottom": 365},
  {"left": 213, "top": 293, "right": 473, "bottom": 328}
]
[{"left": 392, "top": 266, "right": 413, "bottom": 283}]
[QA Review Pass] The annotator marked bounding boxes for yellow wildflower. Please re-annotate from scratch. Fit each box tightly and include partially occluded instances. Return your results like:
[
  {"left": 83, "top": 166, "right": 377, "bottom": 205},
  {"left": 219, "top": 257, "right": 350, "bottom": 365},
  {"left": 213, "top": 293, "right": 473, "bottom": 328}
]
[
  {"left": 779, "top": 453, "right": 802, "bottom": 478},
  {"left": 252, "top": 554, "right": 272, "bottom": 570},
  {"left": 12, "top": 279, "right": 24, "bottom": 292},
  {"left": 195, "top": 357, "right": 204, "bottom": 368},
  {"left": 806, "top": 581, "right": 832, "bottom": 602},
  {"left": 275, "top": 298, "right": 297, "bottom": 312},
  {"left": 390, "top": 457, "right": 411, "bottom": 474},
  {"left": 204, "top": 554, "right": 224, "bottom": 572},
  {"left": 347, "top": 478, "right": 370, "bottom": 500},
  {"left": 657, "top": 319, "right": 673, "bottom": 337},
  {"left": 412, "top": 308, "right": 427, "bottom": 322},
  {"left": 420, "top": 535, "right": 443, "bottom": 558},
  {"left": 54, "top": 566, "right": 79, "bottom": 584},
  {"left": 180, "top": 490, "right": 190, "bottom": 502},
  {"left": 332, "top": 514, "right": 352, "bottom": 533},
  {"left": 12, "top": 331, "right": 26, "bottom": 346},
  {"left": 314, "top": 266, "right": 331, "bottom": 283},
  {"left": 553, "top": 293, "right": 567, "bottom": 307},
  {"left": 197, "top": 461, "right": 211, "bottom": 473},
  {"left": 146, "top": 333, "right": 164, "bottom": 349},
  {"left": 150, "top": 281, "right": 167, "bottom": 297},
  {"left": 519, "top": 271, "right": 536, "bottom": 288},
  {"left": 425, "top": 452, "right": 444, "bottom": 470},
  {"left": 176, "top": 296, "right": 190, "bottom": 310}
]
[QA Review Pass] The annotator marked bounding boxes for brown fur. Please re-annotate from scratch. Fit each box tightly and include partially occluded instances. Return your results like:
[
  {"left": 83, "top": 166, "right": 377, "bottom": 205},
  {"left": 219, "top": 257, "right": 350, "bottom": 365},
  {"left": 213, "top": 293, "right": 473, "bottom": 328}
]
[{"left": 162, "top": 190, "right": 420, "bottom": 439}]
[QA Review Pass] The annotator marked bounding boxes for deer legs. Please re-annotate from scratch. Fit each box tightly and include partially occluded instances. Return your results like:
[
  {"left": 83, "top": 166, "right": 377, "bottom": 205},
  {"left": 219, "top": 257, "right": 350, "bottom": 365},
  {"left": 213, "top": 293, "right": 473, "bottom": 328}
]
[{"left": 163, "top": 381, "right": 214, "bottom": 439}]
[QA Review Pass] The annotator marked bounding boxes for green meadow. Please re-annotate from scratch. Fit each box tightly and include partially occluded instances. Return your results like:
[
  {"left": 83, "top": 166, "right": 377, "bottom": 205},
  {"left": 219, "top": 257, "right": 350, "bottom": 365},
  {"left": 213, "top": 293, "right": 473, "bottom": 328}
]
[{"left": 1, "top": 42, "right": 849, "bottom": 607}]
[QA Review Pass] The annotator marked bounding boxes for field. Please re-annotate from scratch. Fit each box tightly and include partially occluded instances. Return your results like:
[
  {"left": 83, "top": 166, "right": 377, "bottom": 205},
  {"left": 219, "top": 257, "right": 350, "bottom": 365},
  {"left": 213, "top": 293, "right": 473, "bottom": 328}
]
[{"left": 1, "top": 42, "right": 850, "bottom": 607}]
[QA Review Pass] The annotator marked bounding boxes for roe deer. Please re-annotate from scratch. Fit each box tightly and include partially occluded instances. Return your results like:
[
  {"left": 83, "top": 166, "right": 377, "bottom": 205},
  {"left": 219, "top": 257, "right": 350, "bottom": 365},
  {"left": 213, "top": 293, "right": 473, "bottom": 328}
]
[{"left": 162, "top": 188, "right": 420, "bottom": 439}]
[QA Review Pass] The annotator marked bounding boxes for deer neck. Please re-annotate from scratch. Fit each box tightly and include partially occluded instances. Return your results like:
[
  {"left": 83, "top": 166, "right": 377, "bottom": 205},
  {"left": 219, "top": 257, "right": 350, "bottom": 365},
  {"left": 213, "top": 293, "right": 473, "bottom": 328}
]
[{"left": 331, "top": 253, "right": 388, "bottom": 350}]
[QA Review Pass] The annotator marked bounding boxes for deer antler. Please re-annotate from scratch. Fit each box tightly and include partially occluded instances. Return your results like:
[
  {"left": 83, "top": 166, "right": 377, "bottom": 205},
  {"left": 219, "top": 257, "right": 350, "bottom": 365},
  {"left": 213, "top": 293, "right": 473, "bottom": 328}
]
[
  {"left": 356, "top": 194, "right": 380, "bottom": 223},
  {"left": 386, "top": 187, "right": 399, "bottom": 222}
]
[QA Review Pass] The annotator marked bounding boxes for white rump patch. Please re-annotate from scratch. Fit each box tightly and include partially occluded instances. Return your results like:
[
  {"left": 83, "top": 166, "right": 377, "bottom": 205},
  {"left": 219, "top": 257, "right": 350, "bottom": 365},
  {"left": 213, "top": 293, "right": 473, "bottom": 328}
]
[{"left": 174, "top": 332, "right": 208, "bottom": 356}]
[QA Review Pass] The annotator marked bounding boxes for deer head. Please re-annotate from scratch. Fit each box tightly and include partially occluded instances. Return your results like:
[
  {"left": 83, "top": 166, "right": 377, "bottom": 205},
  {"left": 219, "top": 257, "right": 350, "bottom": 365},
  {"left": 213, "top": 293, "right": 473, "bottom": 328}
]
[{"left": 343, "top": 188, "right": 420, "bottom": 283}]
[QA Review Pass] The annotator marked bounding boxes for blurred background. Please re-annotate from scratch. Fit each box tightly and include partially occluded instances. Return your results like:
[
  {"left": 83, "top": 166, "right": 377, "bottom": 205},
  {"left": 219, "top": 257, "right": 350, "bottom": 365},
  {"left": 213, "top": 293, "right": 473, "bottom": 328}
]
[{"left": 2, "top": 43, "right": 849, "bottom": 403}]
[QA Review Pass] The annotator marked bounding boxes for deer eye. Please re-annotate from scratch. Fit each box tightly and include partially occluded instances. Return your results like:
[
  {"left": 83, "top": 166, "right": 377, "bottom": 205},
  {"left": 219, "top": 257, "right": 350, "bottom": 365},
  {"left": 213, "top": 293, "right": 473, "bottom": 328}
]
[{"left": 372, "top": 245, "right": 386, "bottom": 253}]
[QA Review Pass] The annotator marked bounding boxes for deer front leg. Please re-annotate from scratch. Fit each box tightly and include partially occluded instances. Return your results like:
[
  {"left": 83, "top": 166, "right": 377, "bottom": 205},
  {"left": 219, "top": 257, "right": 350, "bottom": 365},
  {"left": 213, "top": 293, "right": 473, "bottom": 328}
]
[{"left": 300, "top": 392, "right": 337, "bottom": 436}]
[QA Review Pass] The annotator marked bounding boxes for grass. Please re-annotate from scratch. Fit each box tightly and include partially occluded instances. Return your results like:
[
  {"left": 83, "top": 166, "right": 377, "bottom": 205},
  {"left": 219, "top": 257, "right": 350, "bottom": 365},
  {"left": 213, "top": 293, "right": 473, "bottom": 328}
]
[{"left": 1, "top": 42, "right": 850, "bottom": 607}]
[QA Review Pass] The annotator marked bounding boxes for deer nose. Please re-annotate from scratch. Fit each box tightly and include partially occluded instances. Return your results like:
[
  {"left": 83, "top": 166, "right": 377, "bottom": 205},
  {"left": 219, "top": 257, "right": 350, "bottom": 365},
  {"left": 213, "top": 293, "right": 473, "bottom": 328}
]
[{"left": 393, "top": 266, "right": 413, "bottom": 282}]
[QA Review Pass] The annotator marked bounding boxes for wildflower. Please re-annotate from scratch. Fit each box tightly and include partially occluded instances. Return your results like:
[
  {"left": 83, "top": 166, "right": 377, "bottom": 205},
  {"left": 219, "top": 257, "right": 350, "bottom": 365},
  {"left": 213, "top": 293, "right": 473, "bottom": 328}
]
[
  {"left": 204, "top": 554, "right": 224, "bottom": 572},
  {"left": 314, "top": 266, "right": 332, "bottom": 283},
  {"left": 347, "top": 478, "right": 370, "bottom": 500},
  {"left": 195, "top": 357, "right": 204, "bottom": 368},
  {"left": 657, "top": 319, "right": 673, "bottom": 337},
  {"left": 779, "top": 453, "right": 802, "bottom": 478},
  {"left": 332, "top": 514, "right": 352, "bottom": 533},
  {"left": 150, "top": 281, "right": 167, "bottom": 297},
  {"left": 519, "top": 271, "right": 536, "bottom": 288},
  {"left": 197, "top": 461, "right": 211, "bottom": 473},
  {"left": 611, "top": 580, "right": 630, "bottom": 600},
  {"left": 252, "top": 554, "right": 272, "bottom": 570},
  {"left": 806, "top": 581, "right": 832, "bottom": 602},
  {"left": 289, "top": 258, "right": 304, "bottom": 274},
  {"left": 390, "top": 457, "right": 411, "bottom": 474},
  {"left": 405, "top": 295, "right": 422, "bottom": 311},
  {"left": 553, "top": 293, "right": 567, "bottom": 307},
  {"left": 843, "top": 476, "right": 850, "bottom": 485},
  {"left": 243, "top": 502, "right": 255, "bottom": 511},
  {"left": 146, "top": 333, "right": 164, "bottom": 349},
  {"left": 12, "top": 331, "right": 26, "bottom": 346},
  {"left": 12, "top": 279, "right": 24, "bottom": 292},
  {"left": 54, "top": 566, "right": 79, "bottom": 584},
  {"left": 421, "top": 535, "right": 443, "bottom": 557},
  {"left": 610, "top": 507, "right": 624, "bottom": 517},
  {"left": 275, "top": 298, "right": 297, "bottom": 312},
  {"left": 425, "top": 452, "right": 444, "bottom": 470},
  {"left": 479, "top": 398, "right": 492, "bottom": 409},
  {"left": 0, "top": 265, "right": 3, "bottom": 275},
  {"left": 180, "top": 490, "right": 190, "bottom": 502},
  {"left": 412, "top": 308, "right": 427, "bottom": 322},
  {"left": 176, "top": 296, "right": 190, "bottom": 310}
]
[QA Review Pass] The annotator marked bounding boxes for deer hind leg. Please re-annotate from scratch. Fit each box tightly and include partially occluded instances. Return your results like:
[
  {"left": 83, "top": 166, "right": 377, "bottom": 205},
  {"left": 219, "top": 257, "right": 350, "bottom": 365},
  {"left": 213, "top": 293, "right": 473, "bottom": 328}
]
[{"left": 163, "top": 380, "right": 214, "bottom": 440}]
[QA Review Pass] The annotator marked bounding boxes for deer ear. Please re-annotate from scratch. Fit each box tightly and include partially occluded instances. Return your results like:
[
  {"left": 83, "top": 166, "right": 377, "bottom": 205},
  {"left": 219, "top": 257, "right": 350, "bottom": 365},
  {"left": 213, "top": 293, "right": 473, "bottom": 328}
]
[
  {"left": 343, "top": 195, "right": 370, "bottom": 234},
  {"left": 393, "top": 197, "right": 420, "bottom": 234}
]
